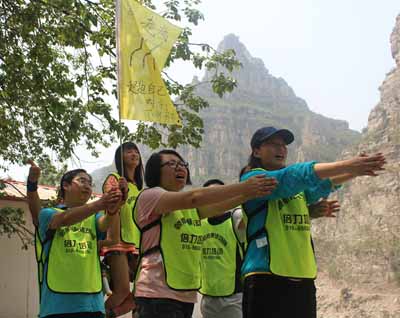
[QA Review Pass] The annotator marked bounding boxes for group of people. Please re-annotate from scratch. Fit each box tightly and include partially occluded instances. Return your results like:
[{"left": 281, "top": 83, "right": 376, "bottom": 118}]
[{"left": 25, "top": 126, "right": 386, "bottom": 318}]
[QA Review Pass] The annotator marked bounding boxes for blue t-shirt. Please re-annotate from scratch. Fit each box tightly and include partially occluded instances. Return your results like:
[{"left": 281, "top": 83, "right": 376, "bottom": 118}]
[
  {"left": 240, "top": 162, "right": 335, "bottom": 276},
  {"left": 38, "top": 207, "right": 106, "bottom": 317}
]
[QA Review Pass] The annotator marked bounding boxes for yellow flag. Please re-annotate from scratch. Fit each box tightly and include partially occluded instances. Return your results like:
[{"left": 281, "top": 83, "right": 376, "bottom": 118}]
[{"left": 117, "top": 0, "right": 182, "bottom": 125}]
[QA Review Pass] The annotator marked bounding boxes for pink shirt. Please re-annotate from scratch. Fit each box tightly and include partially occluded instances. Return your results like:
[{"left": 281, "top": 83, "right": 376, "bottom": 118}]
[{"left": 134, "top": 187, "right": 197, "bottom": 303}]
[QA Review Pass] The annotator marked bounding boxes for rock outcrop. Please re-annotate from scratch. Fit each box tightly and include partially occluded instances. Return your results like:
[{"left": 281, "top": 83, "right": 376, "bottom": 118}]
[
  {"left": 91, "top": 24, "right": 400, "bottom": 316},
  {"left": 92, "top": 34, "right": 360, "bottom": 188},
  {"left": 178, "top": 34, "right": 360, "bottom": 185},
  {"left": 313, "top": 14, "right": 400, "bottom": 318}
]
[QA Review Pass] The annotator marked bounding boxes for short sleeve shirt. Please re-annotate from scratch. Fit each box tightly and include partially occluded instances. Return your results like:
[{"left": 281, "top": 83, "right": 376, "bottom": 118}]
[
  {"left": 134, "top": 187, "right": 197, "bottom": 303},
  {"left": 38, "top": 207, "right": 105, "bottom": 317}
]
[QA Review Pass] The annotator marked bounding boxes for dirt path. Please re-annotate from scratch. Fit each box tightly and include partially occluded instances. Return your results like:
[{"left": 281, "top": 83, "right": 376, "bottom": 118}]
[{"left": 316, "top": 272, "right": 400, "bottom": 318}]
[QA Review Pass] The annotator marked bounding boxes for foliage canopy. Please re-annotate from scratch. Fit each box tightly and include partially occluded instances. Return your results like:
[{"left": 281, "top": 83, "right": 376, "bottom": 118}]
[
  {"left": 0, "top": 0, "right": 239, "bottom": 166},
  {"left": 0, "top": 0, "right": 239, "bottom": 244}
]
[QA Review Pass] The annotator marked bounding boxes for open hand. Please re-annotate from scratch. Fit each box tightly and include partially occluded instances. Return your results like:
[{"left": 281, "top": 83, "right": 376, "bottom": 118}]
[
  {"left": 243, "top": 175, "right": 278, "bottom": 198},
  {"left": 309, "top": 199, "right": 340, "bottom": 219},
  {"left": 347, "top": 152, "right": 386, "bottom": 177}
]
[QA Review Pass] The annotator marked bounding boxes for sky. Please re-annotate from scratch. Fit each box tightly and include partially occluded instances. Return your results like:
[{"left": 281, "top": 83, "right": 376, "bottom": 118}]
[
  {"left": 177, "top": 0, "right": 400, "bottom": 132},
  {"left": 3, "top": 0, "right": 400, "bottom": 181}
]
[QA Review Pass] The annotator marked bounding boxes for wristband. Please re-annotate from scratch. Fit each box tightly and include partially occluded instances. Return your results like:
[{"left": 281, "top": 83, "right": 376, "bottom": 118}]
[{"left": 27, "top": 179, "right": 38, "bottom": 192}]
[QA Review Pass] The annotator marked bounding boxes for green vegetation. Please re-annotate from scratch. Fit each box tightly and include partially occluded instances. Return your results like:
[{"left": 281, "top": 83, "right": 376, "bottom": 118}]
[
  {"left": 0, "top": 0, "right": 240, "bottom": 165},
  {"left": 0, "top": 0, "right": 240, "bottom": 244}
]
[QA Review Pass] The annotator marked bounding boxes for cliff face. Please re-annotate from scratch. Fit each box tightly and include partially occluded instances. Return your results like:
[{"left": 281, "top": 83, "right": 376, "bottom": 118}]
[
  {"left": 178, "top": 34, "right": 360, "bottom": 185},
  {"left": 313, "top": 14, "right": 400, "bottom": 318},
  {"left": 92, "top": 35, "right": 360, "bottom": 187}
]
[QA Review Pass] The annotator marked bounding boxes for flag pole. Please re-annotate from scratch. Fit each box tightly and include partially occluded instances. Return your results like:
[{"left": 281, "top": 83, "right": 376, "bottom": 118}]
[{"left": 116, "top": 0, "right": 125, "bottom": 179}]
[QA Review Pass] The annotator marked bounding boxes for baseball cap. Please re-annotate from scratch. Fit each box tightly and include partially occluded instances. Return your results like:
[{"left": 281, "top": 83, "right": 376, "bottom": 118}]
[{"left": 250, "top": 126, "right": 294, "bottom": 149}]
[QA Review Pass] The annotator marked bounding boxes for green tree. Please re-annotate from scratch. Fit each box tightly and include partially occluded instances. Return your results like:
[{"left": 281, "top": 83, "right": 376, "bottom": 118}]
[
  {"left": 0, "top": 181, "right": 34, "bottom": 249},
  {"left": 0, "top": 0, "right": 240, "bottom": 245},
  {"left": 36, "top": 156, "right": 68, "bottom": 187},
  {"left": 0, "top": 0, "right": 240, "bottom": 165}
]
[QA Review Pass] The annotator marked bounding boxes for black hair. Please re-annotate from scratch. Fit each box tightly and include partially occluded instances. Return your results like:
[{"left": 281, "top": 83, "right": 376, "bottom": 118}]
[
  {"left": 239, "top": 165, "right": 251, "bottom": 179},
  {"left": 203, "top": 179, "right": 224, "bottom": 187},
  {"left": 237, "top": 154, "right": 263, "bottom": 181},
  {"left": 59, "top": 169, "right": 91, "bottom": 199},
  {"left": 114, "top": 142, "right": 144, "bottom": 190},
  {"left": 247, "top": 153, "right": 263, "bottom": 170},
  {"left": 145, "top": 149, "right": 192, "bottom": 188}
]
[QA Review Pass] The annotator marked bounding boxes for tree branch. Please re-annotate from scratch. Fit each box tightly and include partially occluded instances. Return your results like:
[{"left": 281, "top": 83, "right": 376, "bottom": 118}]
[{"left": 187, "top": 42, "right": 218, "bottom": 53}]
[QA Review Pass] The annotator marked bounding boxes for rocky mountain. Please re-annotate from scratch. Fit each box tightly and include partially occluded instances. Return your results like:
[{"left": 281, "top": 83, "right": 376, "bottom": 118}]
[
  {"left": 90, "top": 17, "right": 400, "bottom": 317},
  {"left": 313, "top": 14, "right": 400, "bottom": 317},
  {"left": 178, "top": 34, "right": 360, "bottom": 185},
  {"left": 92, "top": 34, "right": 361, "bottom": 189}
]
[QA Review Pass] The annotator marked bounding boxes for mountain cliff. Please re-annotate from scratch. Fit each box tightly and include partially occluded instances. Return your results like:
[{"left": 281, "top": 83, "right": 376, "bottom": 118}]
[
  {"left": 90, "top": 23, "right": 400, "bottom": 316},
  {"left": 92, "top": 34, "right": 360, "bottom": 188},
  {"left": 178, "top": 34, "right": 360, "bottom": 185},
  {"left": 313, "top": 14, "right": 400, "bottom": 317}
]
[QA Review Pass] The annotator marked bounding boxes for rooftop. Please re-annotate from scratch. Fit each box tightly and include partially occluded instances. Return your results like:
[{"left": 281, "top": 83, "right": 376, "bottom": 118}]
[{"left": 0, "top": 179, "right": 100, "bottom": 202}]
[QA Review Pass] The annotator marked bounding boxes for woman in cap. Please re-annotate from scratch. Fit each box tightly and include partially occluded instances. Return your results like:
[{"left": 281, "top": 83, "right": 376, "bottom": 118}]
[{"left": 240, "top": 126, "right": 386, "bottom": 318}]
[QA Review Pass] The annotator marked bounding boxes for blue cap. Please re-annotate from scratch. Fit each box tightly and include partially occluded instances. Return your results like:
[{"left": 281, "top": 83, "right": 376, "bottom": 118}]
[{"left": 250, "top": 126, "right": 294, "bottom": 149}]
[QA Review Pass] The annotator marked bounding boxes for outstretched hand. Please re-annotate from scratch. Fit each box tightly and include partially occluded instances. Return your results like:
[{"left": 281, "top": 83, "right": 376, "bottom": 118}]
[
  {"left": 27, "top": 159, "right": 41, "bottom": 183},
  {"left": 243, "top": 175, "right": 278, "bottom": 199},
  {"left": 309, "top": 199, "right": 340, "bottom": 219},
  {"left": 348, "top": 152, "right": 386, "bottom": 177}
]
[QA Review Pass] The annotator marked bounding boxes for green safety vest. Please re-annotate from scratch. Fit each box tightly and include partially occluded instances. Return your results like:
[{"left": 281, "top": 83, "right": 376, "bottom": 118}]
[
  {"left": 106, "top": 172, "right": 141, "bottom": 247},
  {"left": 245, "top": 168, "right": 317, "bottom": 279},
  {"left": 267, "top": 192, "right": 317, "bottom": 278},
  {"left": 199, "top": 213, "right": 242, "bottom": 296},
  {"left": 34, "top": 228, "right": 44, "bottom": 301},
  {"left": 135, "top": 195, "right": 203, "bottom": 291},
  {"left": 46, "top": 208, "right": 102, "bottom": 293}
]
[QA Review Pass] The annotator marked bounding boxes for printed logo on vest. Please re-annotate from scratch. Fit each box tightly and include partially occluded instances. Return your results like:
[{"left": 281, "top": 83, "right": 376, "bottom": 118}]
[
  {"left": 58, "top": 226, "right": 96, "bottom": 240},
  {"left": 277, "top": 193, "right": 304, "bottom": 210},
  {"left": 174, "top": 217, "right": 201, "bottom": 229},
  {"left": 282, "top": 214, "right": 310, "bottom": 231}
]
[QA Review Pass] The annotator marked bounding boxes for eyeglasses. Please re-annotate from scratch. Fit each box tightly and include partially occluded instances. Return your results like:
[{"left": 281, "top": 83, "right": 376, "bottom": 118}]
[
  {"left": 161, "top": 160, "right": 189, "bottom": 170},
  {"left": 73, "top": 177, "right": 93, "bottom": 187}
]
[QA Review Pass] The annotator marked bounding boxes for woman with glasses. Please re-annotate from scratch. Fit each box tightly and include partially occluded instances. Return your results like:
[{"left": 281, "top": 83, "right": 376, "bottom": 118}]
[
  {"left": 133, "top": 149, "right": 277, "bottom": 318},
  {"left": 37, "top": 169, "right": 123, "bottom": 318},
  {"left": 101, "top": 142, "right": 144, "bottom": 317}
]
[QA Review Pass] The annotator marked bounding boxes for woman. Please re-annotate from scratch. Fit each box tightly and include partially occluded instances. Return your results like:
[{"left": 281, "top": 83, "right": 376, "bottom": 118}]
[
  {"left": 37, "top": 169, "right": 122, "bottom": 318},
  {"left": 133, "top": 149, "right": 277, "bottom": 318},
  {"left": 240, "top": 126, "right": 386, "bottom": 318},
  {"left": 102, "top": 142, "right": 144, "bottom": 317}
]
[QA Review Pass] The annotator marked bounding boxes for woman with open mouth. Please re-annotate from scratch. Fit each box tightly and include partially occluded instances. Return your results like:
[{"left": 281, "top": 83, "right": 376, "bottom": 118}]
[
  {"left": 132, "top": 149, "right": 277, "bottom": 318},
  {"left": 240, "top": 126, "right": 386, "bottom": 318}
]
